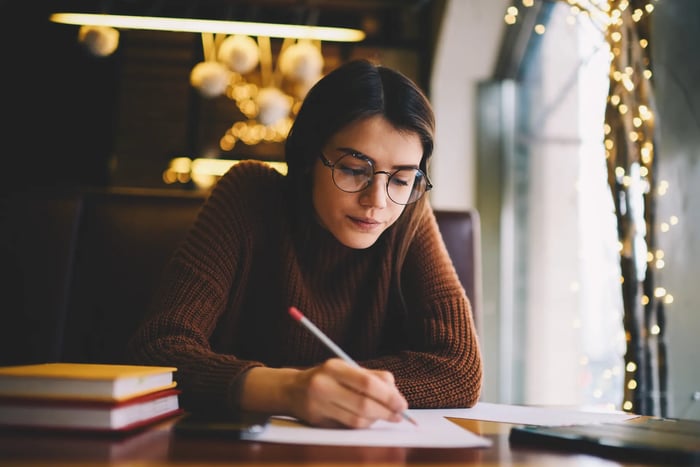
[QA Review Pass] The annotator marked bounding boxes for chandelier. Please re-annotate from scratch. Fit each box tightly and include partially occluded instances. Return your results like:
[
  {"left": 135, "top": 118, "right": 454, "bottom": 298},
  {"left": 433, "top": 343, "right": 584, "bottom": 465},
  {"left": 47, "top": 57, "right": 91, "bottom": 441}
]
[
  {"left": 50, "top": 13, "right": 366, "bottom": 150},
  {"left": 190, "top": 32, "right": 325, "bottom": 150}
]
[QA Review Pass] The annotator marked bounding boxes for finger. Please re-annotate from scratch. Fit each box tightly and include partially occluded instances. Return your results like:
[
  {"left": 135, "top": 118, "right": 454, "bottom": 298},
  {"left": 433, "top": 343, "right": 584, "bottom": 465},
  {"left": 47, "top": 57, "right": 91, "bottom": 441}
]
[
  {"left": 303, "top": 367, "right": 379, "bottom": 428},
  {"left": 369, "top": 369, "right": 395, "bottom": 386},
  {"left": 322, "top": 360, "right": 408, "bottom": 419},
  {"left": 336, "top": 384, "right": 406, "bottom": 424},
  {"left": 353, "top": 370, "right": 408, "bottom": 413}
]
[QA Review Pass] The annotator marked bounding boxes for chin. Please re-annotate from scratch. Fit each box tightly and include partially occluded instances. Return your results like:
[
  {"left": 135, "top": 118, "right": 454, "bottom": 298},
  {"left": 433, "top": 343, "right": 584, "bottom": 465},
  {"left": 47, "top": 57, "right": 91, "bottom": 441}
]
[{"left": 337, "top": 232, "right": 380, "bottom": 250}]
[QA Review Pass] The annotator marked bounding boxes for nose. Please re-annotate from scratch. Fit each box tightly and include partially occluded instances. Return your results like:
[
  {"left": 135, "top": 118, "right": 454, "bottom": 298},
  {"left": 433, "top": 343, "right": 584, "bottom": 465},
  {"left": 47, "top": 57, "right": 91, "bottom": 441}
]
[{"left": 359, "top": 172, "right": 390, "bottom": 208}]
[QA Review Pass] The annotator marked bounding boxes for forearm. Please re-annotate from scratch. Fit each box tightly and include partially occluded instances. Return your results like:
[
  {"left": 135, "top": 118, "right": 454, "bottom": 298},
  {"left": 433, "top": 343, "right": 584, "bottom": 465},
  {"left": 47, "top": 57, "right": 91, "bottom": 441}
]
[
  {"left": 238, "top": 366, "right": 301, "bottom": 415},
  {"left": 361, "top": 347, "right": 483, "bottom": 408}
]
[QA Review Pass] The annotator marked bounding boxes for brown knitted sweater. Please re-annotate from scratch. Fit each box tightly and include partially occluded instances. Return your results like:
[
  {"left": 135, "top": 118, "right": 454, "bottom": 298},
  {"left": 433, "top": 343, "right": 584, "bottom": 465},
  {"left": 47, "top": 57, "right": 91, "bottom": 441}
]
[{"left": 126, "top": 160, "right": 482, "bottom": 412}]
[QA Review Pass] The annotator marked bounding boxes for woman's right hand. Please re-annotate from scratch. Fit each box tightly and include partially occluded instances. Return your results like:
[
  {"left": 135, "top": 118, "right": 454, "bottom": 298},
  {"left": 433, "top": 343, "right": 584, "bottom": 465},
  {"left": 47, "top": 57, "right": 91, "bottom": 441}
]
[{"left": 241, "top": 359, "right": 409, "bottom": 428}]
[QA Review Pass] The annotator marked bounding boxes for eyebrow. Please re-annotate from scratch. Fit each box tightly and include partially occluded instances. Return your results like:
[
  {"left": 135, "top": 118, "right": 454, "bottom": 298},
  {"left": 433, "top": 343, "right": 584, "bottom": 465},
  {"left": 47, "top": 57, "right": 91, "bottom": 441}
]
[{"left": 334, "top": 146, "right": 420, "bottom": 170}]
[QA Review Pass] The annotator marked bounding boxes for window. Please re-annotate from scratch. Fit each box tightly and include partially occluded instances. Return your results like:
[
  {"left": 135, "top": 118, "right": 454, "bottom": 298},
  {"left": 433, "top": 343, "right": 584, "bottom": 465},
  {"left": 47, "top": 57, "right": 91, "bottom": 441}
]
[{"left": 513, "top": 2, "right": 625, "bottom": 410}]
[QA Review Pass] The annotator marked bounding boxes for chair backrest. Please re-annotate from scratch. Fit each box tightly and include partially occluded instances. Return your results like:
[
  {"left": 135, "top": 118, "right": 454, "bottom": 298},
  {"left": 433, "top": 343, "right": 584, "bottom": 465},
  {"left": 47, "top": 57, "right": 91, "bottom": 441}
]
[
  {"left": 0, "top": 188, "right": 205, "bottom": 365},
  {"left": 0, "top": 188, "right": 482, "bottom": 365},
  {"left": 434, "top": 209, "right": 482, "bottom": 333},
  {"left": 60, "top": 189, "right": 205, "bottom": 363},
  {"left": 0, "top": 190, "right": 84, "bottom": 364}
]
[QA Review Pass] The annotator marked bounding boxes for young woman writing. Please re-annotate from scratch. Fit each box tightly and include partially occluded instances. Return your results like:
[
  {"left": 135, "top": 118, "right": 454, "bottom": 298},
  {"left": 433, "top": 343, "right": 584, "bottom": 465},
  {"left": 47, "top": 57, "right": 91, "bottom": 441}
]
[{"left": 127, "top": 58, "right": 483, "bottom": 428}]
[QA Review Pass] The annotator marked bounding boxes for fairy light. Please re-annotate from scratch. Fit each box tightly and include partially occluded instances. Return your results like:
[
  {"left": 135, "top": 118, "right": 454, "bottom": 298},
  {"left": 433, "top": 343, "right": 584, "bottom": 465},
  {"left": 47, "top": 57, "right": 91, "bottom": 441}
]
[
  {"left": 505, "top": 6, "right": 519, "bottom": 24},
  {"left": 503, "top": 0, "right": 669, "bottom": 417}
]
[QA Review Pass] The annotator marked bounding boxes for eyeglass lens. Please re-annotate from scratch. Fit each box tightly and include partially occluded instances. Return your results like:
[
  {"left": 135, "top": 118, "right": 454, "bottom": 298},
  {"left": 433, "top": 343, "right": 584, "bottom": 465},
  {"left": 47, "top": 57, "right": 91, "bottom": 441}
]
[{"left": 332, "top": 154, "right": 428, "bottom": 205}]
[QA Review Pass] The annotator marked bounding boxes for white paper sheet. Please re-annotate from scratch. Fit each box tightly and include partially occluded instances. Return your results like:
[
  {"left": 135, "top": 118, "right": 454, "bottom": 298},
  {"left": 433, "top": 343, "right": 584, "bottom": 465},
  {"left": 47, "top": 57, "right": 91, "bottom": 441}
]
[
  {"left": 250, "top": 410, "right": 492, "bottom": 448},
  {"left": 419, "top": 402, "right": 639, "bottom": 426}
]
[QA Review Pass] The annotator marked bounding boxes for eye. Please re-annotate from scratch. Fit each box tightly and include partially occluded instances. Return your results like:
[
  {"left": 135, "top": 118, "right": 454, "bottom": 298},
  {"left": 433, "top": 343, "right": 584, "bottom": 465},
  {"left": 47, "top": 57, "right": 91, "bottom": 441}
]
[
  {"left": 337, "top": 156, "right": 371, "bottom": 177},
  {"left": 391, "top": 177, "right": 410, "bottom": 187},
  {"left": 390, "top": 170, "right": 416, "bottom": 187}
]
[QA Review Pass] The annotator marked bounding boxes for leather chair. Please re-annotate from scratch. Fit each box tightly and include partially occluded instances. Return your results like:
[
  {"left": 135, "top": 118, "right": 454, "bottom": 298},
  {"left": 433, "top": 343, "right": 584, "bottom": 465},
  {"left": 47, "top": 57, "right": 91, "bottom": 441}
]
[
  {"left": 59, "top": 189, "right": 205, "bottom": 364},
  {"left": 0, "top": 188, "right": 204, "bottom": 365},
  {"left": 0, "top": 188, "right": 481, "bottom": 365},
  {"left": 434, "top": 209, "right": 482, "bottom": 333},
  {"left": 0, "top": 190, "right": 84, "bottom": 365}
]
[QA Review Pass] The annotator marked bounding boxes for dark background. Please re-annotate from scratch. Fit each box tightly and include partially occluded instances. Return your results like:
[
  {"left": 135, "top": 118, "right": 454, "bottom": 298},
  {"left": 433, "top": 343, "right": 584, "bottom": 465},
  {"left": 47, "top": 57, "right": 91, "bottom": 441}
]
[{"left": 2, "top": 0, "right": 444, "bottom": 194}]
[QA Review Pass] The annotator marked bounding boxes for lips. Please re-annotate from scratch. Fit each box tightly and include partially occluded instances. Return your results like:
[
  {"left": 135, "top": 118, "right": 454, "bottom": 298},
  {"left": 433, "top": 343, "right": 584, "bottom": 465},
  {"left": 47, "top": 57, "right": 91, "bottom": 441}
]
[
  {"left": 350, "top": 216, "right": 379, "bottom": 224},
  {"left": 348, "top": 215, "right": 381, "bottom": 230}
]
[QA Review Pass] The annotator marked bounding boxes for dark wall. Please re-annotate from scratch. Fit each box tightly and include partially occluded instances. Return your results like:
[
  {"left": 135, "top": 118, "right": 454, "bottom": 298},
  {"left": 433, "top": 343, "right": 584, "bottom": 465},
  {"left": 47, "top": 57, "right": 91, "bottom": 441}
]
[
  {"left": 3, "top": 4, "right": 118, "bottom": 194},
  {"left": 2, "top": 2, "right": 441, "bottom": 194}
]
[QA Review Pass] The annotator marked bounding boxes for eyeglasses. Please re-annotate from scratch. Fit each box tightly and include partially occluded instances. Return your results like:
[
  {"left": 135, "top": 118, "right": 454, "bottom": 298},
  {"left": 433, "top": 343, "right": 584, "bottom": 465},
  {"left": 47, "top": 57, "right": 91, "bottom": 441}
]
[{"left": 319, "top": 152, "right": 432, "bottom": 205}]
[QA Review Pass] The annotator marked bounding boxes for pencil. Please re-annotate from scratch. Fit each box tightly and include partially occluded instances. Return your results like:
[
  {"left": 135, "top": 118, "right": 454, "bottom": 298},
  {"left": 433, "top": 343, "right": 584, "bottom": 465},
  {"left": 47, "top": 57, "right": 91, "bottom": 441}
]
[{"left": 288, "top": 306, "right": 418, "bottom": 426}]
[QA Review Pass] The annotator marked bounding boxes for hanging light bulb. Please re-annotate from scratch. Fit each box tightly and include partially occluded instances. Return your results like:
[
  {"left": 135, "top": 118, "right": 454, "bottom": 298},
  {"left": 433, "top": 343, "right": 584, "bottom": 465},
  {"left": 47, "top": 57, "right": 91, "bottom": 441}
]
[
  {"left": 78, "top": 25, "right": 119, "bottom": 56},
  {"left": 256, "top": 87, "right": 292, "bottom": 126},
  {"left": 218, "top": 35, "right": 260, "bottom": 74},
  {"left": 279, "top": 40, "right": 324, "bottom": 86},
  {"left": 190, "top": 61, "right": 230, "bottom": 98}
]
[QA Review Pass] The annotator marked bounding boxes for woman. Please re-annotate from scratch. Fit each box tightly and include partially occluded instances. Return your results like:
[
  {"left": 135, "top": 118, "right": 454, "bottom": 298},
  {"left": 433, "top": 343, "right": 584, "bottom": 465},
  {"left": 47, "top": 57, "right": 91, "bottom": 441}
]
[{"left": 127, "top": 58, "right": 482, "bottom": 428}]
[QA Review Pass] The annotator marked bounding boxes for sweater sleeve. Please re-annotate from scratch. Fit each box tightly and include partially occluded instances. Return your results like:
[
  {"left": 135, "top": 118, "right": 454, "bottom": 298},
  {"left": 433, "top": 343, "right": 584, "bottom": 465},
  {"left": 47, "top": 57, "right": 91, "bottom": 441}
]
[
  {"left": 359, "top": 204, "right": 484, "bottom": 408},
  {"left": 125, "top": 161, "right": 277, "bottom": 413}
]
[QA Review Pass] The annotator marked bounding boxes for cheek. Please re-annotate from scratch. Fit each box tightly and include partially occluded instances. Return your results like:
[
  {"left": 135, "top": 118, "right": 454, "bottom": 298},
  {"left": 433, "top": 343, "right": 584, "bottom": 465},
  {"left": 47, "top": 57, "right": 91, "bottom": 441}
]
[
  {"left": 387, "top": 205, "right": 406, "bottom": 226},
  {"left": 311, "top": 169, "right": 340, "bottom": 224}
]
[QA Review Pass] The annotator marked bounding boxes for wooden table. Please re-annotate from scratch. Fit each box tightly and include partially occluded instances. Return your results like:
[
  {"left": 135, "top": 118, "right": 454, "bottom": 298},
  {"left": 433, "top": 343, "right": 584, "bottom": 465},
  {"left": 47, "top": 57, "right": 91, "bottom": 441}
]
[{"left": 0, "top": 416, "right": 650, "bottom": 466}]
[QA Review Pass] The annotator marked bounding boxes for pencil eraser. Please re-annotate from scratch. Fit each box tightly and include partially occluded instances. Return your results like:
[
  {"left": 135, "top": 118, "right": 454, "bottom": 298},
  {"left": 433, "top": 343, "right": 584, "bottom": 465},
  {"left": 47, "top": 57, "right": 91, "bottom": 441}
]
[{"left": 288, "top": 306, "right": 303, "bottom": 322}]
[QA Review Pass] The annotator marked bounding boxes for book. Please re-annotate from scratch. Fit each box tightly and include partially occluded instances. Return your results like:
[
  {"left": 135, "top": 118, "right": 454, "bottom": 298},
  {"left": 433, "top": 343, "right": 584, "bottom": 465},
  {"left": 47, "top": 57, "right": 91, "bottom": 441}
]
[
  {"left": 0, "top": 388, "right": 182, "bottom": 432},
  {"left": 0, "top": 363, "right": 177, "bottom": 401}
]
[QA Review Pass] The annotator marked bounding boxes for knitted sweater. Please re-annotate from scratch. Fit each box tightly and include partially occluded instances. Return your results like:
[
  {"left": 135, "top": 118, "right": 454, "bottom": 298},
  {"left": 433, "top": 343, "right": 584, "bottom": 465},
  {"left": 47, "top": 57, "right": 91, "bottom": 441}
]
[{"left": 126, "top": 160, "right": 482, "bottom": 411}]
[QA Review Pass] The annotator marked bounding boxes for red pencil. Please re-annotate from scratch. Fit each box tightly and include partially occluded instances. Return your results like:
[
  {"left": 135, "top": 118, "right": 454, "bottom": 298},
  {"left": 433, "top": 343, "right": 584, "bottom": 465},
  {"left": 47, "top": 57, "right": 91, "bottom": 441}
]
[{"left": 288, "top": 306, "right": 418, "bottom": 426}]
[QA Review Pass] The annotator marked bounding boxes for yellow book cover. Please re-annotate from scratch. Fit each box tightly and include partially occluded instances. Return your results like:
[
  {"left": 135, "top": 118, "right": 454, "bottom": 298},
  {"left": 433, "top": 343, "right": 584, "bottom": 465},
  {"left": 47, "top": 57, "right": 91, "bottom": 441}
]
[{"left": 0, "top": 363, "right": 177, "bottom": 402}]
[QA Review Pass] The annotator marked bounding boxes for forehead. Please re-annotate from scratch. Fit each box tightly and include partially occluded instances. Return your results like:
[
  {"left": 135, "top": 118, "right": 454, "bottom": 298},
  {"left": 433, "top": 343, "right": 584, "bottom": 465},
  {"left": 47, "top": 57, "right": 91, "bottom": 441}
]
[{"left": 327, "top": 116, "right": 423, "bottom": 166}]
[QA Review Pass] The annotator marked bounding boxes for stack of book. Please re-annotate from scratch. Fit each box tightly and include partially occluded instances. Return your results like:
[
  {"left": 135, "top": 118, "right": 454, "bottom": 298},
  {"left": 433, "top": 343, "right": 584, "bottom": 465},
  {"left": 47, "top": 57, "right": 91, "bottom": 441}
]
[{"left": 0, "top": 362, "right": 182, "bottom": 432}]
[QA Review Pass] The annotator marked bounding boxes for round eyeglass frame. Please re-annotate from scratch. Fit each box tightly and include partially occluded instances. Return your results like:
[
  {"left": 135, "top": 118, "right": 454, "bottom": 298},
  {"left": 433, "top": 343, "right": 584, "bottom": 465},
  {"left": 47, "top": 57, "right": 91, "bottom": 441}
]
[{"left": 318, "top": 152, "right": 432, "bottom": 205}]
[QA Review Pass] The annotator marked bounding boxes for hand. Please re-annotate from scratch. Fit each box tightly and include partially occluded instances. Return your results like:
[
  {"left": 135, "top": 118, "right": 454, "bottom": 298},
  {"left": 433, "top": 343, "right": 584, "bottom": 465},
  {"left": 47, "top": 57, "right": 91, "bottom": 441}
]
[{"left": 288, "top": 358, "right": 408, "bottom": 428}]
